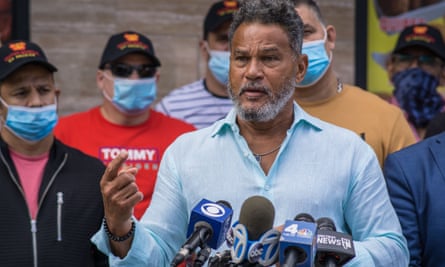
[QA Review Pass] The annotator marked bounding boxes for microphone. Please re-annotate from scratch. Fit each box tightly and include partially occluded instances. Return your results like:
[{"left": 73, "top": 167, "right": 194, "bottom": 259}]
[
  {"left": 279, "top": 213, "right": 318, "bottom": 267},
  {"left": 315, "top": 217, "right": 355, "bottom": 267},
  {"left": 170, "top": 199, "right": 233, "bottom": 267},
  {"left": 228, "top": 195, "right": 280, "bottom": 266}
]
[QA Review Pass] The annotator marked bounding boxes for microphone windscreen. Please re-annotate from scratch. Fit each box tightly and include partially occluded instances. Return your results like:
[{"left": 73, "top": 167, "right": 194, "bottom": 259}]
[
  {"left": 238, "top": 196, "right": 275, "bottom": 240},
  {"left": 294, "top": 213, "right": 315, "bottom": 223},
  {"left": 217, "top": 200, "right": 232, "bottom": 210},
  {"left": 316, "top": 217, "right": 336, "bottom": 231}
]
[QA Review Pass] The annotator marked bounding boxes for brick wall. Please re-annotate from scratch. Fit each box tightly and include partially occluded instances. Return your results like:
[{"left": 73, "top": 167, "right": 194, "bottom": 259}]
[{"left": 30, "top": 0, "right": 355, "bottom": 115}]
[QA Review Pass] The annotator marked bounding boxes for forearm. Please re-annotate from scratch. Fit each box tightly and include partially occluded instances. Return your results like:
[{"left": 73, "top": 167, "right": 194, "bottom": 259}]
[{"left": 104, "top": 218, "right": 134, "bottom": 258}]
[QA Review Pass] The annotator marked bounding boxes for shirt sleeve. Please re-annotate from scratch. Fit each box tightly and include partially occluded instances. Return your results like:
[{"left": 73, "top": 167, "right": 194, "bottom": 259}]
[
  {"left": 343, "top": 145, "right": 409, "bottom": 267},
  {"left": 383, "top": 153, "right": 420, "bottom": 266},
  {"left": 91, "top": 145, "right": 189, "bottom": 266}
]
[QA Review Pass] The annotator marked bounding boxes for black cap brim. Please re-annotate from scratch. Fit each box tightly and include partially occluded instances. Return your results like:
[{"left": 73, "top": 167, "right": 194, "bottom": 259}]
[
  {"left": 393, "top": 41, "right": 445, "bottom": 62},
  {"left": 0, "top": 58, "right": 57, "bottom": 81}
]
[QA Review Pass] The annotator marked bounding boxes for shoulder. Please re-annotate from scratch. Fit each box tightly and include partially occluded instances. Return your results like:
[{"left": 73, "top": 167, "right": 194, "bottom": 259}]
[
  {"left": 385, "top": 133, "right": 445, "bottom": 168},
  {"left": 54, "top": 139, "right": 105, "bottom": 170},
  {"left": 344, "top": 85, "right": 399, "bottom": 110},
  {"left": 160, "top": 80, "right": 204, "bottom": 99},
  {"left": 57, "top": 107, "right": 99, "bottom": 125},
  {"left": 150, "top": 109, "right": 196, "bottom": 130}
]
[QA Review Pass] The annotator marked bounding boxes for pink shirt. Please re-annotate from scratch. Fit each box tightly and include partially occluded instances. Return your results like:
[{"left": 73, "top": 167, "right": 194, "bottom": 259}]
[{"left": 10, "top": 150, "right": 49, "bottom": 219}]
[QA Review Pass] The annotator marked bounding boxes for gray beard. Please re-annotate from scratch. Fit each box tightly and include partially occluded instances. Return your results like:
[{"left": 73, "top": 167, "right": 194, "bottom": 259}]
[{"left": 228, "top": 79, "right": 296, "bottom": 122}]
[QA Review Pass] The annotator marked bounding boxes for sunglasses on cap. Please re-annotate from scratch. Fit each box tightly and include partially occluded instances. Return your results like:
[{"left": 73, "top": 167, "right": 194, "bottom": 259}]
[{"left": 105, "top": 63, "right": 157, "bottom": 78}]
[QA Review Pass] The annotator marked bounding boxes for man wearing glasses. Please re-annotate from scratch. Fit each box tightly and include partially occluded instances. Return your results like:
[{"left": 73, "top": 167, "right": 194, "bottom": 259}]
[
  {"left": 386, "top": 24, "right": 445, "bottom": 140},
  {"left": 54, "top": 31, "right": 196, "bottom": 219}
]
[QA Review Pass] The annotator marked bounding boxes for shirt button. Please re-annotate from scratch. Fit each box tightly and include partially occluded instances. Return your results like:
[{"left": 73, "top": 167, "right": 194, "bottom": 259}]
[{"left": 264, "top": 185, "right": 271, "bottom": 191}]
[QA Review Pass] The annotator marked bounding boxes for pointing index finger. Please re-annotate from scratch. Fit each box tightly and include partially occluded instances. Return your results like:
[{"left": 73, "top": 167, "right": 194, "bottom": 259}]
[{"left": 103, "top": 151, "right": 128, "bottom": 182}]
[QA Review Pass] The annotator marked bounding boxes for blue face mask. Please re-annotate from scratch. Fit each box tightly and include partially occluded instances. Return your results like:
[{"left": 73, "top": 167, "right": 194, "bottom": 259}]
[
  {"left": 103, "top": 75, "right": 157, "bottom": 114},
  {"left": 1, "top": 98, "right": 58, "bottom": 143},
  {"left": 298, "top": 29, "right": 331, "bottom": 87},
  {"left": 208, "top": 49, "right": 230, "bottom": 85}
]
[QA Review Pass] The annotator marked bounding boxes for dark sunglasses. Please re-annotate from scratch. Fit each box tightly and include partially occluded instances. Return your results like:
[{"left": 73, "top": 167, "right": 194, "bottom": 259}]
[
  {"left": 106, "top": 63, "right": 157, "bottom": 78},
  {"left": 391, "top": 54, "right": 444, "bottom": 69}
]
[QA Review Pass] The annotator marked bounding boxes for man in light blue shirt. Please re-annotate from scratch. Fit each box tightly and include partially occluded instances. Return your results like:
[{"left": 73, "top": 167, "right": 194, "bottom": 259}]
[{"left": 92, "top": 0, "right": 408, "bottom": 266}]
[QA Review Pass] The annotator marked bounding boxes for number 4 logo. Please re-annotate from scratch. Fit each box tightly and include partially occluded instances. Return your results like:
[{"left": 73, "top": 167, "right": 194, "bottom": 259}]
[{"left": 284, "top": 223, "right": 299, "bottom": 235}]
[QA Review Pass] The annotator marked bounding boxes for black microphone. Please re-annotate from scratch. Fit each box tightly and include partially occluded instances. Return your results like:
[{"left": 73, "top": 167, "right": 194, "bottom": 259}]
[
  {"left": 171, "top": 199, "right": 233, "bottom": 267},
  {"left": 315, "top": 217, "right": 355, "bottom": 267},
  {"left": 228, "top": 195, "right": 280, "bottom": 266},
  {"left": 280, "top": 213, "right": 318, "bottom": 267}
]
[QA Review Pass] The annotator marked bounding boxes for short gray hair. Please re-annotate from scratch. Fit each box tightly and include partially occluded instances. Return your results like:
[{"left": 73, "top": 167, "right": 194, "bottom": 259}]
[{"left": 228, "top": 0, "right": 304, "bottom": 55}]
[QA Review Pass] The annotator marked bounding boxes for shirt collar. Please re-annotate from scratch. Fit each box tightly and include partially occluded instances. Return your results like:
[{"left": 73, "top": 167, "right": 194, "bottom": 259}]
[{"left": 211, "top": 101, "right": 323, "bottom": 137}]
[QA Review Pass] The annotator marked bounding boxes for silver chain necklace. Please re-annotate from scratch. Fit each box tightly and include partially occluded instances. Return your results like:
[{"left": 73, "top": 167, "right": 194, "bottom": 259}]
[
  {"left": 253, "top": 144, "right": 282, "bottom": 163},
  {"left": 337, "top": 78, "right": 343, "bottom": 93}
]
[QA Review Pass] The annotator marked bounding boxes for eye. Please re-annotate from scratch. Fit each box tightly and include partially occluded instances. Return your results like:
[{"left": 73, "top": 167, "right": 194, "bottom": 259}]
[
  {"left": 13, "top": 89, "right": 28, "bottom": 97},
  {"left": 234, "top": 55, "right": 249, "bottom": 63},
  {"left": 138, "top": 65, "right": 157, "bottom": 78},
  {"left": 262, "top": 55, "right": 278, "bottom": 62},
  {"left": 110, "top": 64, "right": 132, "bottom": 77},
  {"left": 37, "top": 85, "right": 52, "bottom": 94}
]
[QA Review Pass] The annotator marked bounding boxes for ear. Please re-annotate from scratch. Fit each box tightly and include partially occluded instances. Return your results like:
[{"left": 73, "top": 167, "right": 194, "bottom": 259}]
[
  {"left": 325, "top": 25, "right": 336, "bottom": 52},
  {"left": 96, "top": 70, "right": 105, "bottom": 90},
  {"left": 55, "top": 88, "right": 61, "bottom": 98},
  {"left": 296, "top": 53, "right": 308, "bottom": 83},
  {"left": 199, "top": 40, "right": 210, "bottom": 62},
  {"left": 155, "top": 71, "right": 161, "bottom": 83},
  {"left": 385, "top": 55, "right": 396, "bottom": 82}
]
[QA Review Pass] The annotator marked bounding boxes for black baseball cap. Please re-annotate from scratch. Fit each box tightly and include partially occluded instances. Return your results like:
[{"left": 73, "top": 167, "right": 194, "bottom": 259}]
[
  {"left": 98, "top": 31, "right": 161, "bottom": 69},
  {"left": 203, "top": 0, "right": 239, "bottom": 39},
  {"left": 0, "top": 40, "right": 57, "bottom": 81},
  {"left": 393, "top": 24, "right": 445, "bottom": 61}
]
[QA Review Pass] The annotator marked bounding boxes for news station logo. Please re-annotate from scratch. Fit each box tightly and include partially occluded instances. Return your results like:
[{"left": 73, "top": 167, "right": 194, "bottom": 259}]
[
  {"left": 283, "top": 223, "right": 314, "bottom": 238},
  {"left": 201, "top": 202, "right": 226, "bottom": 217}
]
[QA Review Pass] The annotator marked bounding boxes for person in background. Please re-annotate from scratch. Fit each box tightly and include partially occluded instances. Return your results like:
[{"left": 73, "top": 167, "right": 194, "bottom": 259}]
[
  {"left": 384, "top": 131, "right": 445, "bottom": 266},
  {"left": 386, "top": 23, "right": 445, "bottom": 140},
  {"left": 0, "top": 0, "right": 11, "bottom": 44},
  {"left": 0, "top": 40, "right": 107, "bottom": 266},
  {"left": 291, "top": 0, "right": 416, "bottom": 168},
  {"left": 91, "top": 1, "right": 408, "bottom": 266},
  {"left": 155, "top": 1, "right": 239, "bottom": 129},
  {"left": 54, "top": 31, "right": 195, "bottom": 219}
]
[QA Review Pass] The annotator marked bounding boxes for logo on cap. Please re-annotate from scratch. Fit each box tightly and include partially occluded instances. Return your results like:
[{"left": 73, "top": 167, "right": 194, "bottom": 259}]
[
  {"left": 218, "top": 1, "right": 238, "bottom": 16},
  {"left": 4, "top": 41, "right": 40, "bottom": 63},
  {"left": 117, "top": 33, "right": 149, "bottom": 51},
  {"left": 413, "top": 26, "right": 428, "bottom": 35},
  {"left": 224, "top": 0, "right": 238, "bottom": 8},
  {"left": 9, "top": 42, "right": 26, "bottom": 51},
  {"left": 124, "top": 33, "right": 140, "bottom": 42}
]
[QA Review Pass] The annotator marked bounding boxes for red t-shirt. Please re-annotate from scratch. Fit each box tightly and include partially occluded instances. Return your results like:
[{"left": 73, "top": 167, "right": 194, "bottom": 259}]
[{"left": 54, "top": 107, "right": 195, "bottom": 218}]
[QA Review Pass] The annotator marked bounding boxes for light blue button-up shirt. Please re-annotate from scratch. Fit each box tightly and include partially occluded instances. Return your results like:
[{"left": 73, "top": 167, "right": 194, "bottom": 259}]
[{"left": 92, "top": 102, "right": 408, "bottom": 266}]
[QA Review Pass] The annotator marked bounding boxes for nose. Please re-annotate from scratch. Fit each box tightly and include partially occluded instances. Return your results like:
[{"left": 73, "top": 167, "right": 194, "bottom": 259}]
[
  {"left": 28, "top": 89, "right": 44, "bottom": 107},
  {"left": 245, "top": 59, "right": 263, "bottom": 81},
  {"left": 222, "top": 42, "right": 230, "bottom": 52},
  {"left": 129, "top": 69, "right": 140, "bottom": 80},
  {"left": 408, "top": 57, "right": 420, "bottom": 68}
]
